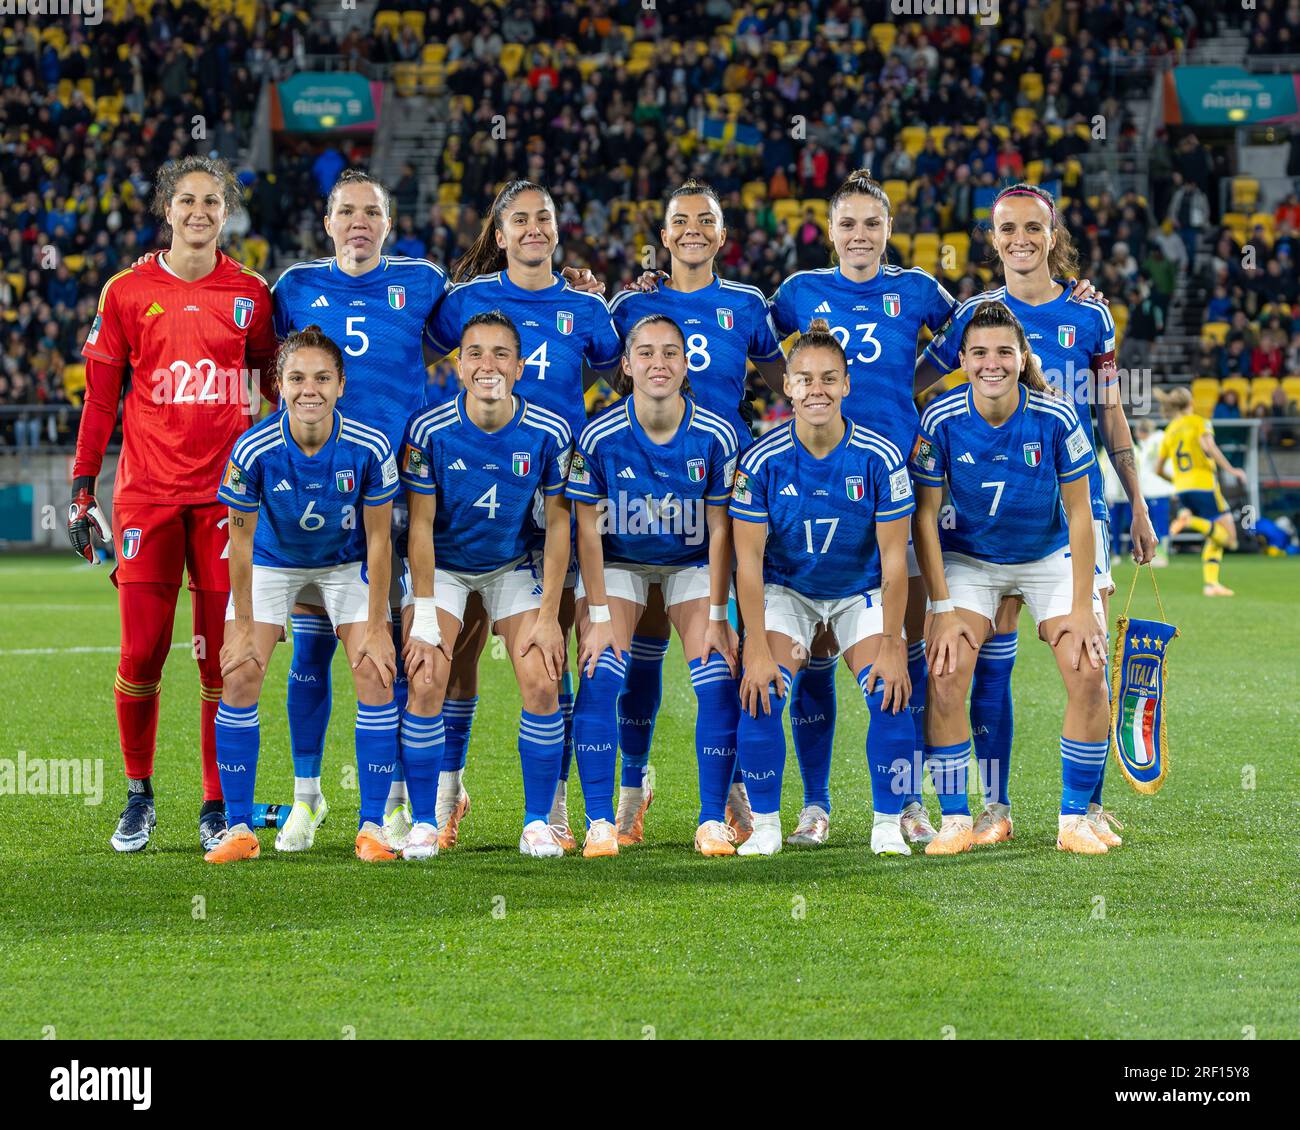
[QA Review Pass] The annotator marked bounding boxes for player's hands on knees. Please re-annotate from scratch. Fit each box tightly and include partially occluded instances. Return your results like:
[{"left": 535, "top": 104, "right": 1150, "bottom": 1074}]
[
  {"left": 519, "top": 615, "right": 565, "bottom": 682},
  {"left": 1130, "top": 506, "right": 1160, "bottom": 565},
  {"left": 927, "top": 611, "right": 978, "bottom": 675},
  {"left": 355, "top": 623, "right": 397, "bottom": 688},
  {"left": 578, "top": 620, "right": 616, "bottom": 678},
  {"left": 739, "top": 648, "right": 782, "bottom": 718},
  {"left": 67, "top": 476, "right": 112, "bottom": 564},
  {"left": 560, "top": 266, "right": 605, "bottom": 295},
  {"left": 403, "top": 637, "right": 444, "bottom": 685},
  {"left": 702, "top": 620, "right": 740, "bottom": 677},
  {"left": 220, "top": 621, "right": 264, "bottom": 678},
  {"left": 1050, "top": 610, "right": 1107, "bottom": 671},
  {"left": 865, "top": 635, "right": 911, "bottom": 714}
]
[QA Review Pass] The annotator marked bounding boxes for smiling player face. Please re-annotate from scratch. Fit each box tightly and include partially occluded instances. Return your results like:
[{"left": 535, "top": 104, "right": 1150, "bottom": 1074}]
[
  {"left": 830, "top": 194, "right": 890, "bottom": 274},
  {"left": 495, "top": 189, "right": 558, "bottom": 270},
  {"left": 624, "top": 321, "right": 687, "bottom": 403},
  {"left": 325, "top": 181, "right": 391, "bottom": 270},
  {"left": 992, "top": 194, "right": 1055, "bottom": 281},
  {"left": 786, "top": 345, "right": 848, "bottom": 427},
  {"left": 661, "top": 193, "right": 725, "bottom": 270},
  {"left": 165, "top": 173, "right": 227, "bottom": 253},
  {"left": 961, "top": 327, "right": 1025, "bottom": 409},
  {"left": 280, "top": 346, "right": 344, "bottom": 427},
  {"left": 459, "top": 323, "right": 523, "bottom": 403}
]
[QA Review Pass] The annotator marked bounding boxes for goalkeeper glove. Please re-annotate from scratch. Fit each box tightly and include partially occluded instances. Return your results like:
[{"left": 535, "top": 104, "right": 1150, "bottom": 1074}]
[
  {"left": 738, "top": 397, "right": 758, "bottom": 426},
  {"left": 68, "top": 475, "right": 112, "bottom": 565}
]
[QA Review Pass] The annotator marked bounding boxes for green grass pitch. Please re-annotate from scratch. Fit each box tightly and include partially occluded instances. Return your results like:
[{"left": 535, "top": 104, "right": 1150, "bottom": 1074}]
[{"left": 1, "top": 553, "right": 1297, "bottom": 1040}]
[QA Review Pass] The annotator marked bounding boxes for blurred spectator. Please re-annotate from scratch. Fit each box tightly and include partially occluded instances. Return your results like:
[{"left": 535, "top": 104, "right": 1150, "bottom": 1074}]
[{"left": 1213, "top": 389, "right": 1243, "bottom": 419}]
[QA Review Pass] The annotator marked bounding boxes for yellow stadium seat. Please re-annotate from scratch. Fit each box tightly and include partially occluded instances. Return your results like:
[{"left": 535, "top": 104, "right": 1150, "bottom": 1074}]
[
  {"left": 1222, "top": 211, "right": 1250, "bottom": 243},
  {"left": 422, "top": 43, "right": 447, "bottom": 64},
  {"left": 393, "top": 64, "right": 417, "bottom": 98},
  {"left": 940, "top": 232, "right": 970, "bottom": 275},
  {"left": 438, "top": 182, "right": 460, "bottom": 206},
  {"left": 1249, "top": 212, "right": 1275, "bottom": 239},
  {"left": 929, "top": 126, "right": 951, "bottom": 152},
  {"left": 374, "top": 11, "right": 400, "bottom": 35},
  {"left": 900, "top": 126, "right": 927, "bottom": 157},
  {"left": 1019, "top": 73, "right": 1043, "bottom": 101},
  {"left": 500, "top": 43, "right": 524, "bottom": 78},
  {"left": 1250, "top": 376, "right": 1279, "bottom": 410},
  {"left": 1025, "top": 160, "right": 1045, "bottom": 185},
  {"left": 1011, "top": 107, "right": 1036, "bottom": 136},
  {"left": 401, "top": 11, "right": 426, "bottom": 36},
  {"left": 420, "top": 64, "right": 444, "bottom": 94},
  {"left": 1201, "top": 321, "right": 1230, "bottom": 347},
  {"left": 1231, "top": 177, "right": 1259, "bottom": 212},
  {"left": 63, "top": 364, "right": 86, "bottom": 405},
  {"left": 882, "top": 180, "right": 909, "bottom": 212},
  {"left": 961, "top": 124, "right": 980, "bottom": 139},
  {"left": 723, "top": 92, "right": 744, "bottom": 114},
  {"left": 869, "top": 23, "right": 897, "bottom": 54},
  {"left": 1221, "top": 376, "right": 1250, "bottom": 407},
  {"left": 1282, "top": 376, "right": 1300, "bottom": 404},
  {"left": 76, "top": 78, "right": 95, "bottom": 101},
  {"left": 741, "top": 180, "right": 767, "bottom": 210},
  {"left": 1110, "top": 302, "right": 1128, "bottom": 345},
  {"left": 1045, "top": 124, "right": 1064, "bottom": 143},
  {"left": 773, "top": 199, "right": 803, "bottom": 228},
  {"left": 888, "top": 233, "right": 911, "bottom": 261},
  {"left": 63, "top": 254, "right": 85, "bottom": 274},
  {"left": 802, "top": 198, "right": 828, "bottom": 220},
  {"left": 1191, "top": 377, "right": 1220, "bottom": 417}
]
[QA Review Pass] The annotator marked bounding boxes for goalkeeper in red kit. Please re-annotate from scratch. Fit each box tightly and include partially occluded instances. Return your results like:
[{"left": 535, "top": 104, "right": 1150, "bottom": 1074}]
[{"left": 69, "top": 156, "right": 278, "bottom": 853}]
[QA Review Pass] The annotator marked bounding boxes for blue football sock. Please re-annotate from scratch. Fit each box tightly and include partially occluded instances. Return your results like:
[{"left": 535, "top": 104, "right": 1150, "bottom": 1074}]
[
  {"left": 689, "top": 654, "right": 740, "bottom": 824},
  {"left": 519, "top": 709, "right": 565, "bottom": 826},
  {"left": 1089, "top": 654, "right": 1112, "bottom": 806},
  {"left": 400, "top": 710, "right": 444, "bottom": 825},
  {"left": 1061, "top": 736, "right": 1109, "bottom": 815},
  {"left": 858, "top": 667, "right": 916, "bottom": 816},
  {"left": 355, "top": 702, "right": 399, "bottom": 828},
  {"left": 619, "top": 634, "right": 669, "bottom": 787},
  {"left": 558, "top": 670, "right": 575, "bottom": 782},
  {"left": 215, "top": 702, "right": 259, "bottom": 829},
  {"left": 735, "top": 666, "right": 792, "bottom": 814},
  {"left": 439, "top": 696, "right": 477, "bottom": 774},
  {"left": 571, "top": 649, "right": 624, "bottom": 825},
  {"left": 903, "top": 639, "right": 928, "bottom": 806},
  {"left": 925, "top": 740, "right": 973, "bottom": 817},
  {"left": 286, "top": 614, "right": 335, "bottom": 779},
  {"left": 790, "top": 654, "right": 837, "bottom": 812},
  {"left": 971, "top": 631, "right": 1016, "bottom": 807}
]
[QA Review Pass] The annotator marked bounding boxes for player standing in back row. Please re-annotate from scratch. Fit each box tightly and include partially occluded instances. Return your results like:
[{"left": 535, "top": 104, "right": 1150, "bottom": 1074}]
[{"left": 69, "top": 156, "right": 278, "bottom": 854}]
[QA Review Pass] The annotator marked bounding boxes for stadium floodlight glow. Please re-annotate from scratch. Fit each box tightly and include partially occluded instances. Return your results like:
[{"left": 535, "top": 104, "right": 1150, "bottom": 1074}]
[{"left": 0, "top": 0, "right": 102, "bottom": 27}]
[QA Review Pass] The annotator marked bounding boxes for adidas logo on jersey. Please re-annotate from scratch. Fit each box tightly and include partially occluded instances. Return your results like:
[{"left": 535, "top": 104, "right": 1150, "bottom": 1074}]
[
  {"left": 447, "top": 458, "right": 467, "bottom": 471},
  {"left": 958, "top": 452, "right": 976, "bottom": 465},
  {"left": 618, "top": 466, "right": 637, "bottom": 479},
  {"left": 814, "top": 301, "right": 832, "bottom": 314},
  {"left": 273, "top": 479, "right": 292, "bottom": 492},
  {"left": 779, "top": 483, "right": 798, "bottom": 496},
  {"left": 144, "top": 302, "right": 164, "bottom": 317},
  {"left": 311, "top": 295, "right": 330, "bottom": 307}
]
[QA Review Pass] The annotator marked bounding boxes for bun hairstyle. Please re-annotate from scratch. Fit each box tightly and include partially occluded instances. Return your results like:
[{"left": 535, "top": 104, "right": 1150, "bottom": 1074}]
[
  {"left": 827, "top": 168, "right": 892, "bottom": 266},
  {"left": 989, "top": 182, "right": 1081, "bottom": 279},
  {"left": 326, "top": 168, "right": 394, "bottom": 219},
  {"left": 665, "top": 177, "right": 723, "bottom": 214},
  {"left": 959, "top": 300, "right": 1050, "bottom": 393},
  {"left": 152, "top": 155, "right": 241, "bottom": 239},
  {"left": 461, "top": 309, "right": 522, "bottom": 358},
  {"left": 616, "top": 313, "right": 691, "bottom": 398},
  {"left": 786, "top": 316, "right": 847, "bottom": 374},
  {"left": 1162, "top": 386, "right": 1193, "bottom": 413},
  {"left": 453, "top": 178, "right": 555, "bottom": 284},
  {"left": 274, "top": 324, "right": 345, "bottom": 394}
]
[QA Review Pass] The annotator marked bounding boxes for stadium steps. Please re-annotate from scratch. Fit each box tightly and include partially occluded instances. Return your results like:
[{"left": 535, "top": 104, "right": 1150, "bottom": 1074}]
[{"left": 1186, "top": 32, "right": 1249, "bottom": 66}]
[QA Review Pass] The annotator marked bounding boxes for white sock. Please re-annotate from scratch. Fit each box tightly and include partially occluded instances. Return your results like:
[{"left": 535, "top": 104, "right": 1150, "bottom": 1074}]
[
  {"left": 987, "top": 801, "right": 1011, "bottom": 818},
  {"left": 437, "top": 768, "right": 464, "bottom": 800},
  {"left": 294, "top": 776, "right": 322, "bottom": 807},
  {"left": 385, "top": 779, "right": 408, "bottom": 816},
  {"left": 873, "top": 811, "right": 900, "bottom": 828},
  {"left": 550, "top": 779, "right": 568, "bottom": 823},
  {"left": 752, "top": 811, "right": 780, "bottom": 832}
]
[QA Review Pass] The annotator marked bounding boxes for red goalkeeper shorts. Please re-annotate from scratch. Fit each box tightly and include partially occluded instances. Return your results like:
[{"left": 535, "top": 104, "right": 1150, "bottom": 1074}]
[{"left": 110, "top": 500, "right": 230, "bottom": 592}]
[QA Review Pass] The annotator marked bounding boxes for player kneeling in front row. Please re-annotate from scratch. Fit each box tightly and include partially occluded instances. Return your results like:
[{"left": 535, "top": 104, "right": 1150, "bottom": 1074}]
[
  {"left": 910, "top": 301, "right": 1113, "bottom": 855},
  {"left": 731, "top": 319, "right": 916, "bottom": 856},
  {"left": 567, "top": 314, "right": 742, "bottom": 857},
  {"left": 207, "top": 327, "right": 401, "bottom": 863},
  {"left": 400, "top": 311, "right": 574, "bottom": 859}
]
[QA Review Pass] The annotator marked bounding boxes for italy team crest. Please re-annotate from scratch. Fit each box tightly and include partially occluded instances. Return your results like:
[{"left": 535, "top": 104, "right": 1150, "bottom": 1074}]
[
  {"left": 556, "top": 310, "right": 574, "bottom": 335},
  {"left": 336, "top": 469, "right": 355, "bottom": 492},
  {"left": 512, "top": 451, "right": 531, "bottom": 476},
  {"left": 1022, "top": 441, "right": 1042, "bottom": 467},
  {"left": 717, "top": 308, "right": 734, "bottom": 330},
  {"left": 845, "top": 475, "right": 865, "bottom": 501},
  {"left": 883, "top": 293, "right": 901, "bottom": 317},
  {"left": 1059, "top": 324, "right": 1076, "bottom": 348},
  {"left": 388, "top": 285, "right": 406, "bottom": 310},
  {"left": 233, "top": 297, "right": 254, "bottom": 329},
  {"left": 121, "top": 527, "right": 142, "bottom": 560},
  {"left": 1109, "top": 566, "right": 1178, "bottom": 794},
  {"left": 686, "top": 457, "right": 706, "bottom": 482}
]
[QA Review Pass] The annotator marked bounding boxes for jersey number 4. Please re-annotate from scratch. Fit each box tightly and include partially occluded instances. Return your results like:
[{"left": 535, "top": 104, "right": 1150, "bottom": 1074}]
[{"left": 473, "top": 485, "right": 500, "bottom": 519}]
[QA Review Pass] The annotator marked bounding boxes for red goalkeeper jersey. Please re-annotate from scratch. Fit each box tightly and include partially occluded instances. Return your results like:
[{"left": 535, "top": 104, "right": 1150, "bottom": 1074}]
[{"left": 76, "top": 251, "right": 278, "bottom": 505}]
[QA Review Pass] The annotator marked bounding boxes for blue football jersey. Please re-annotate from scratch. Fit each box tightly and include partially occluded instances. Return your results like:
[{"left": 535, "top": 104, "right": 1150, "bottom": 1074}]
[
  {"left": 566, "top": 396, "right": 739, "bottom": 567},
  {"left": 399, "top": 393, "right": 572, "bottom": 574},
  {"left": 271, "top": 255, "right": 449, "bottom": 452},
  {"left": 424, "top": 271, "right": 622, "bottom": 441},
  {"left": 730, "top": 420, "right": 914, "bottom": 600},
  {"left": 923, "top": 284, "right": 1116, "bottom": 519},
  {"left": 609, "top": 276, "right": 783, "bottom": 447},
  {"left": 769, "top": 264, "right": 955, "bottom": 454},
  {"left": 910, "top": 384, "right": 1096, "bottom": 564},
  {"left": 217, "top": 409, "right": 399, "bottom": 569}
]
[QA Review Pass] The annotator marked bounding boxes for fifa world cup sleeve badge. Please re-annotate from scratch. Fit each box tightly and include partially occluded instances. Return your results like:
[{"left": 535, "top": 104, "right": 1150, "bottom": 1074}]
[{"left": 1109, "top": 564, "right": 1178, "bottom": 794}]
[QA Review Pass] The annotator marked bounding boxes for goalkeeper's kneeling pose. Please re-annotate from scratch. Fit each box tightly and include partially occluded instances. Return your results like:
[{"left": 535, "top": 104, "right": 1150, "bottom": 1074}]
[{"left": 206, "top": 327, "right": 402, "bottom": 863}]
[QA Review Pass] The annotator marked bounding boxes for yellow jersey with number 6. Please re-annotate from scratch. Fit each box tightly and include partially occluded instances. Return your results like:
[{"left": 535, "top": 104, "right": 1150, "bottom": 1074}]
[{"left": 1159, "top": 414, "right": 1217, "bottom": 493}]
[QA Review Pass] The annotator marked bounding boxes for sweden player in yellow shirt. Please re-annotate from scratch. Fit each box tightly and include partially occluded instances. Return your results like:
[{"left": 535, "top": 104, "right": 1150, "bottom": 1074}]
[{"left": 1158, "top": 388, "right": 1247, "bottom": 596}]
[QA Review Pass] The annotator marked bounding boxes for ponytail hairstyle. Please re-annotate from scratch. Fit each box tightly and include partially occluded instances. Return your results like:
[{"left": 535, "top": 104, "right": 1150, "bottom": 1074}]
[
  {"left": 827, "top": 168, "right": 892, "bottom": 266},
  {"left": 325, "top": 168, "right": 394, "bottom": 219},
  {"left": 989, "top": 182, "right": 1081, "bottom": 279},
  {"left": 617, "top": 313, "right": 691, "bottom": 398},
  {"left": 958, "top": 300, "right": 1050, "bottom": 393},
  {"left": 452, "top": 178, "right": 555, "bottom": 284},
  {"left": 460, "top": 309, "right": 522, "bottom": 358},
  {"left": 786, "top": 316, "right": 848, "bottom": 380},
  {"left": 664, "top": 177, "right": 723, "bottom": 217},
  {"left": 152, "top": 155, "right": 241, "bottom": 241},
  {"left": 274, "top": 324, "right": 346, "bottom": 396}
]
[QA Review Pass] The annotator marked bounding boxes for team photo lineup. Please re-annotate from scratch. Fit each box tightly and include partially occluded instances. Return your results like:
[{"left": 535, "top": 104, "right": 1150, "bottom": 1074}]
[{"left": 4, "top": 0, "right": 1299, "bottom": 1051}]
